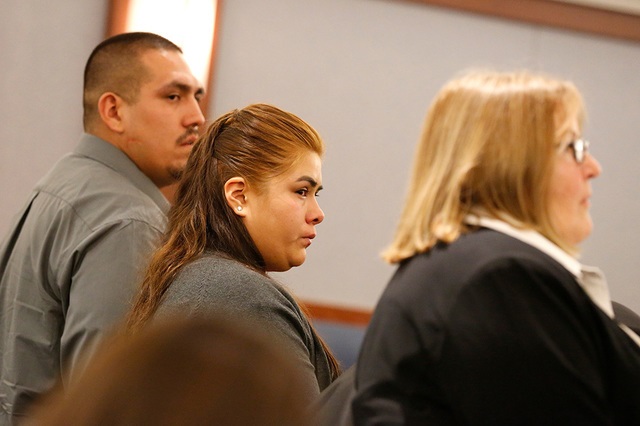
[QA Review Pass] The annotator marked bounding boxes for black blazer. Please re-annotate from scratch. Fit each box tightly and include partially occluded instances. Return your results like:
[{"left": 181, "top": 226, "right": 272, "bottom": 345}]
[
  {"left": 613, "top": 301, "right": 640, "bottom": 335},
  {"left": 313, "top": 365, "right": 356, "bottom": 426},
  {"left": 353, "top": 229, "right": 640, "bottom": 425}
]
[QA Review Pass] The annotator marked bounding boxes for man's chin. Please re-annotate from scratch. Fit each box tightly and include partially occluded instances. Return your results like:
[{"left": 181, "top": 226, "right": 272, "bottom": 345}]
[{"left": 168, "top": 167, "right": 185, "bottom": 182}]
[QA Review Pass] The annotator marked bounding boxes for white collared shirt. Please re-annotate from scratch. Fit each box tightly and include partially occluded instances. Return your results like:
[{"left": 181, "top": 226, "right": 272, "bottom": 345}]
[{"left": 465, "top": 214, "right": 640, "bottom": 346}]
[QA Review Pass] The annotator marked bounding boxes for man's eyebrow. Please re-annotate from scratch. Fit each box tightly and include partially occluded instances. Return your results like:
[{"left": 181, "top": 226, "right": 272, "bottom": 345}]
[
  {"left": 161, "top": 81, "right": 205, "bottom": 96},
  {"left": 297, "top": 176, "right": 323, "bottom": 191}
]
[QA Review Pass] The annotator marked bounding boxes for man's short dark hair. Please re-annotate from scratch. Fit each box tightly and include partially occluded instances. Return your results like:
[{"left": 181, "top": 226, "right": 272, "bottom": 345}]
[{"left": 83, "top": 32, "right": 182, "bottom": 130}]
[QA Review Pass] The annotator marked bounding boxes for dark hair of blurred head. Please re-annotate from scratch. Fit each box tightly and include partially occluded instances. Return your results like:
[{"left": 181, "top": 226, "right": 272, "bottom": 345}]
[{"left": 26, "top": 314, "right": 312, "bottom": 426}]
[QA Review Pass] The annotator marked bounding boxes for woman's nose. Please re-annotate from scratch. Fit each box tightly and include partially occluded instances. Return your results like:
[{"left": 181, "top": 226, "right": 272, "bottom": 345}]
[
  {"left": 308, "top": 199, "right": 324, "bottom": 225},
  {"left": 583, "top": 153, "right": 602, "bottom": 179}
]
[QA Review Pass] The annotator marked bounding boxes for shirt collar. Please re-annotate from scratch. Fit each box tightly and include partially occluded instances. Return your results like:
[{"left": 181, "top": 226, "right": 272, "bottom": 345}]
[
  {"left": 465, "top": 214, "right": 582, "bottom": 276},
  {"left": 74, "top": 133, "right": 170, "bottom": 214},
  {"left": 465, "top": 214, "right": 615, "bottom": 318}
]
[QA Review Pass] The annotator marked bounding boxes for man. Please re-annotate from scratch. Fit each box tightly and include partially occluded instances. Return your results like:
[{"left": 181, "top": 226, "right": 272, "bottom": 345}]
[{"left": 0, "top": 32, "right": 205, "bottom": 423}]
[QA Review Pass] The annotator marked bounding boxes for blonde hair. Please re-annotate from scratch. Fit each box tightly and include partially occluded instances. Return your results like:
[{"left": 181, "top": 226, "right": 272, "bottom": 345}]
[{"left": 383, "top": 70, "right": 585, "bottom": 264}]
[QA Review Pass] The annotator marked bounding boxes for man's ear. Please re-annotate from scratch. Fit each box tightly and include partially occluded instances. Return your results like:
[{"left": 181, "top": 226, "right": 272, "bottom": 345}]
[
  {"left": 224, "top": 177, "right": 248, "bottom": 217},
  {"left": 97, "top": 92, "right": 125, "bottom": 133}
]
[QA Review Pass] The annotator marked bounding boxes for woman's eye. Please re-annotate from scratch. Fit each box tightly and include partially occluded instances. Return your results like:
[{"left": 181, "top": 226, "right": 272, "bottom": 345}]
[
  {"left": 296, "top": 189, "right": 308, "bottom": 196},
  {"left": 168, "top": 94, "right": 180, "bottom": 101}
]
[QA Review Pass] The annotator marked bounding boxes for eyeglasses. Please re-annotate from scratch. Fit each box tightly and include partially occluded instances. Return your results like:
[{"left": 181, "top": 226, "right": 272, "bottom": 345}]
[{"left": 565, "top": 138, "right": 590, "bottom": 164}]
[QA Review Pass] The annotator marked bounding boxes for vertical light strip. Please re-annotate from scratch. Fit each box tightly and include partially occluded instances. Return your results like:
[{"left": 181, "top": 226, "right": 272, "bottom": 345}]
[
  {"left": 124, "top": 0, "right": 217, "bottom": 86},
  {"left": 549, "top": 0, "right": 640, "bottom": 16}
]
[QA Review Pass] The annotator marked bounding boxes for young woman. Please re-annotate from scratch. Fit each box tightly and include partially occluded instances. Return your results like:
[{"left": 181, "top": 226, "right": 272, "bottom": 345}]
[
  {"left": 352, "top": 71, "right": 640, "bottom": 424},
  {"left": 127, "top": 104, "right": 340, "bottom": 402}
]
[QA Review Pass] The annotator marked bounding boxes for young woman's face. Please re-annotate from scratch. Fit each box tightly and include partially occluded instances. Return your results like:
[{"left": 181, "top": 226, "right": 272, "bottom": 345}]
[
  {"left": 243, "top": 151, "right": 324, "bottom": 272},
  {"left": 548, "top": 117, "right": 602, "bottom": 248}
]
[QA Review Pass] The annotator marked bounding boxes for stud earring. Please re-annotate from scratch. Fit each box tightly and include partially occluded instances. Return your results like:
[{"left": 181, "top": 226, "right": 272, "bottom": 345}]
[{"left": 236, "top": 206, "right": 243, "bottom": 211}]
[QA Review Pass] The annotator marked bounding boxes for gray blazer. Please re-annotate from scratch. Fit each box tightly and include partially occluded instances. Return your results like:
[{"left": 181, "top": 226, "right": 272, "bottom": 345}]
[{"left": 156, "top": 253, "right": 333, "bottom": 403}]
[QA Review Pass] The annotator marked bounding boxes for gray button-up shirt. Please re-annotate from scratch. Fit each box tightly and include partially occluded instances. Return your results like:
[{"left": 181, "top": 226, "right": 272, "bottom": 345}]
[{"left": 0, "top": 134, "right": 169, "bottom": 423}]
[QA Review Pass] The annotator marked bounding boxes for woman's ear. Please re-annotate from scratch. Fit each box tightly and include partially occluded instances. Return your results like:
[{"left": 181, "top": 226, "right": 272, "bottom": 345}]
[
  {"left": 98, "top": 92, "right": 125, "bottom": 133},
  {"left": 224, "top": 177, "right": 247, "bottom": 217}
]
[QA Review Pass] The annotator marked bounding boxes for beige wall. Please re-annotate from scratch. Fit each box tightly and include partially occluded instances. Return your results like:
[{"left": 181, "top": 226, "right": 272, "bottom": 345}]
[
  {"left": 1, "top": 0, "right": 108, "bottom": 236},
  {"left": 2, "top": 0, "right": 640, "bottom": 312}
]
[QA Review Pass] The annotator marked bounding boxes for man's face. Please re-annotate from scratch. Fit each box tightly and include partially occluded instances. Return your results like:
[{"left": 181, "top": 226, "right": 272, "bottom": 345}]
[{"left": 119, "top": 49, "right": 205, "bottom": 189}]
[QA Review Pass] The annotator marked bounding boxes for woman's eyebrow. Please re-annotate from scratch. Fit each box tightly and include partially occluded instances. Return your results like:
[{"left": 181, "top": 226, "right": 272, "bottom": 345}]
[{"left": 297, "top": 176, "right": 322, "bottom": 190}]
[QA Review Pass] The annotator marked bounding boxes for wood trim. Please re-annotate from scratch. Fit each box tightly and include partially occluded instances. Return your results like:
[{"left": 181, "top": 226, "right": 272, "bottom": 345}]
[
  {"left": 404, "top": 0, "right": 640, "bottom": 43},
  {"left": 304, "top": 301, "right": 372, "bottom": 327},
  {"left": 105, "top": 0, "right": 132, "bottom": 37},
  {"left": 202, "top": 0, "right": 223, "bottom": 116}
]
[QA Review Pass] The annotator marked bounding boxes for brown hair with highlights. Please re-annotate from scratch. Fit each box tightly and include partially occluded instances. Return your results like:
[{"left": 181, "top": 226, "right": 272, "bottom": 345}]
[{"left": 127, "top": 103, "right": 340, "bottom": 379}]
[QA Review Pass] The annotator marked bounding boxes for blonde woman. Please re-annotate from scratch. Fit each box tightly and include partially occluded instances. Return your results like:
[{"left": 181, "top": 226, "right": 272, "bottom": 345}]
[{"left": 353, "top": 71, "right": 640, "bottom": 424}]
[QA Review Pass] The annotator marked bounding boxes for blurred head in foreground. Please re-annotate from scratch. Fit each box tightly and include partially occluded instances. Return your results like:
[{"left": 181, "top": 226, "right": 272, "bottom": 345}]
[{"left": 27, "top": 315, "right": 311, "bottom": 426}]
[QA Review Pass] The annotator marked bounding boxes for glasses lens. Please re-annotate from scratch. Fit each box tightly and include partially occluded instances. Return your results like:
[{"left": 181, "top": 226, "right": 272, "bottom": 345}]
[
  {"left": 574, "top": 140, "right": 583, "bottom": 163},
  {"left": 575, "top": 139, "right": 590, "bottom": 163},
  {"left": 561, "top": 139, "right": 589, "bottom": 163}
]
